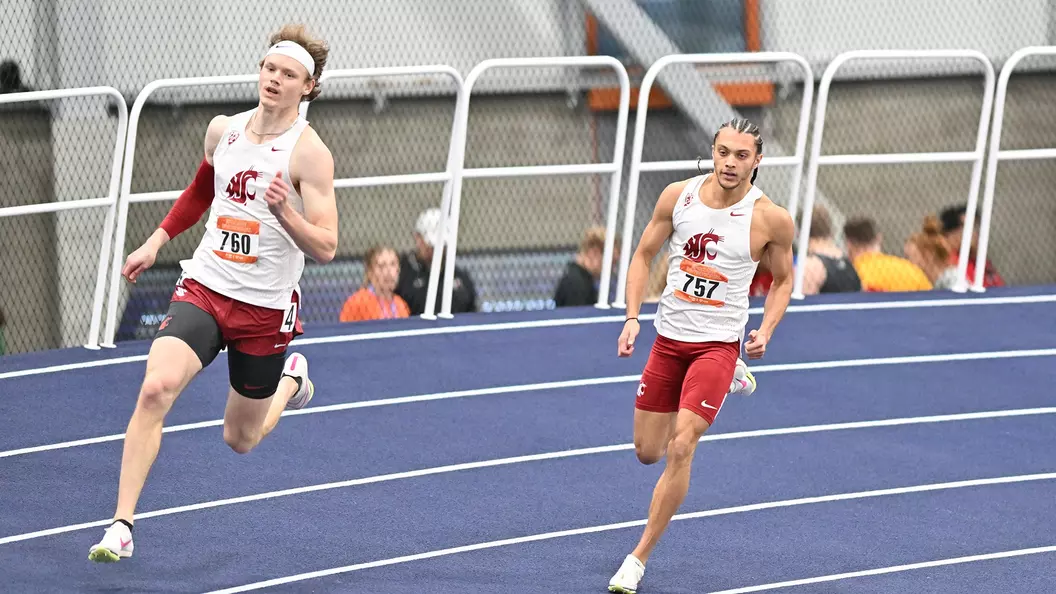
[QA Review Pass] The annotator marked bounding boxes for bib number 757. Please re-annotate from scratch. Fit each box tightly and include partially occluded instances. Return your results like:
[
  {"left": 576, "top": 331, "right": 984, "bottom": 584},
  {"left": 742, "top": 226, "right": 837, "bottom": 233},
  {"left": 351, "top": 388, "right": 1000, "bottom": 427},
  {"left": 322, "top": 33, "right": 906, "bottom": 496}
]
[{"left": 674, "top": 259, "right": 728, "bottom": 307}]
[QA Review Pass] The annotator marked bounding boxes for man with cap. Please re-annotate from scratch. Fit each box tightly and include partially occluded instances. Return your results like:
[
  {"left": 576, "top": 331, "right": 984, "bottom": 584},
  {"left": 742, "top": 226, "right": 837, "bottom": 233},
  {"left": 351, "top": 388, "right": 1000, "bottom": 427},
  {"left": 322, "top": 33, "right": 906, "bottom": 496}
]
[{"left": 396, "top": 207, "right": 478, "bottom": 315}]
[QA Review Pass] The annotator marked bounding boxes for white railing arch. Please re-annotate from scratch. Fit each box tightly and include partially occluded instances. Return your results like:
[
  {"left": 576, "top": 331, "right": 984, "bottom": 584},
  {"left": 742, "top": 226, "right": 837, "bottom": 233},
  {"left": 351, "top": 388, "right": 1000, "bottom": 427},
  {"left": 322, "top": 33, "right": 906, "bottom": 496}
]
[
  {"left": 792, "top": 49, "right": 996, "bottom": 298},
  {"left": 612, "top": 52, "right": 814, "bottom": 308},
  {"left": 442, "top": 56, "right": 631, "bottom": 314},
  {"left": 972, "top": 46, "right": 1056, "bottom": 292},
  {"left": 101, "top": 66, "right": 465, "bottom": 347},
  {"left": 0, "top": 87, "right": 128, "bottom": 350}
]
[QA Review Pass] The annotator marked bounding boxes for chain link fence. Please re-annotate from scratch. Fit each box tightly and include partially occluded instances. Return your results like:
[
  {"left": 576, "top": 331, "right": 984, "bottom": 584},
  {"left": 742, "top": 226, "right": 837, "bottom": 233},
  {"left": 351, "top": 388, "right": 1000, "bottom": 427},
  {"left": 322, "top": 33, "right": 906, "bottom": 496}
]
[
  {"left": 1, "top": 0, "right": 1054, "bottom": 353},
  {"left": 0, "top": 92, "right": 121, "bottom": 355}
]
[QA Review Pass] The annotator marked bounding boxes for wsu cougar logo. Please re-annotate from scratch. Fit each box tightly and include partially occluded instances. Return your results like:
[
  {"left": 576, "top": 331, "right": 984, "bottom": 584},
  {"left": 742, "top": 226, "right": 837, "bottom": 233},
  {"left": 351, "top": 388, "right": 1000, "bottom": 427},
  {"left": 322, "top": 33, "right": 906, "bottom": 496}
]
[
  {"left": 683, "top": 229, "right": 723, "bottom": 262},
  {"left": 225, "top": 169, "right": 259, "bottom": 204}
]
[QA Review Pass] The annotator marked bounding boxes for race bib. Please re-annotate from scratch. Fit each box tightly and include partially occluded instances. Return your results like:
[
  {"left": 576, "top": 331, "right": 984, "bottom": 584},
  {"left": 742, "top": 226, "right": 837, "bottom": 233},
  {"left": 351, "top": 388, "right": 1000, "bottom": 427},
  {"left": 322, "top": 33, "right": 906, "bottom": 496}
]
[
  {"left": 212, "top": 216, "right": 260, "bottom": 264},
  {"left": 674, "top": 258, "right": 728, "bottom": 307},
  {"left": 280, "top": 299, "right": 298, "bottom": 333}
]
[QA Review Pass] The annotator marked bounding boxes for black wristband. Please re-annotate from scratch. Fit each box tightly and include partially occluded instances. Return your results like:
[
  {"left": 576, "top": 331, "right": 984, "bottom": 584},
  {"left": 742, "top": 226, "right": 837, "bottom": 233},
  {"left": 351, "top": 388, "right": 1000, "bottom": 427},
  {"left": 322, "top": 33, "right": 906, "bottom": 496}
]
[{"left": 626, "top": 317, "right": 638, "bottom": 322}]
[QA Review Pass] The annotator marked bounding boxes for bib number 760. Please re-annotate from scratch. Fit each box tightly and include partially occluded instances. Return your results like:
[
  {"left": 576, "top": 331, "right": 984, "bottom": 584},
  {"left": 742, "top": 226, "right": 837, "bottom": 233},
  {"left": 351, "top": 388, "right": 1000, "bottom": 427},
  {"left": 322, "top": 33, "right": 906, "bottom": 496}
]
[
  {"left": 212, "top": 216, "right": 260, "bottom": 264},
  {"left": 219, "top": 231, "right": 252, "bottom": 255}
]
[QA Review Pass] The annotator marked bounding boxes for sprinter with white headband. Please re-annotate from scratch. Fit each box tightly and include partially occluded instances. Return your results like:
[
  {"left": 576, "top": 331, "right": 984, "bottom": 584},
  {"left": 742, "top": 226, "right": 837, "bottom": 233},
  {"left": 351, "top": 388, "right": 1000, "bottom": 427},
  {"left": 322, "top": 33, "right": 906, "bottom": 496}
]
[{"left": 89, "top": 24, "right": 338, "bottom": 564}]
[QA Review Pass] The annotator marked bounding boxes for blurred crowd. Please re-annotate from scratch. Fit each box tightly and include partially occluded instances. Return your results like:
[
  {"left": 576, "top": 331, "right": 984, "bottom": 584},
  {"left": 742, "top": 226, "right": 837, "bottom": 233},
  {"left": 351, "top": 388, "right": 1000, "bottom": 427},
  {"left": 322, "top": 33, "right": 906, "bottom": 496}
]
[
  {"left": 338, "top": 200, "right": 1004, "bottom": 325},
  {"left": 746, "top": 202, "right": 1003, "bottom": 299}
]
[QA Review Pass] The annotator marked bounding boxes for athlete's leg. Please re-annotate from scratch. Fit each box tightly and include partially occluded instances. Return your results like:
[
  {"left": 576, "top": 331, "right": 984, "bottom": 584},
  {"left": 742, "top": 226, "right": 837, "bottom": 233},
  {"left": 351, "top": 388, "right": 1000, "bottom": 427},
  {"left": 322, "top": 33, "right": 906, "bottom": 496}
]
[
  {"left": 114, "top": 338, "right": 201, "bottom": 518},
  {"left": 220, "top": 290, "right": 310, "bottom": 453},
  {"left": 630, "top": 408, "right": 710, "bottom": 563},
  {"left": 633, "top": 409, "right": 677, "bottom": 465},
  {"left": 610, "top": 341, "right": 738, "bottom": 593},
  {"left": 631, "top": 342, "right": 738, "bottom": 563},
  {"left": 611, "top": 409, "right": 708, "bottom": 592},
  {"left": 221, "top": 350, "right": 312, "bottom": 453},
  {"left": 90, "top": 301, "right": 222, "bottom": 562},
  {"left": 222, "top": 349, "right": 282, "bottom": 453},
  {"left": 116, "top": 302, "right": 222, "bottom": 519},
  {"left": 632, "top": 335, "right": 688, "bottom": 464},
  {"left": 634, "top": 354, "right": 755, "bottom": 463}
]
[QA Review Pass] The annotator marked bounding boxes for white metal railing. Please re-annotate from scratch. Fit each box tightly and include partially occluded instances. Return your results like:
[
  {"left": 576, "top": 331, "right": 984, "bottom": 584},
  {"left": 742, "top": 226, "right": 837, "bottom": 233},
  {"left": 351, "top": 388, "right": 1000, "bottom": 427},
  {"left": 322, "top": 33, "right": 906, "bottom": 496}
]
[
  {"left": 100, "top": 66, "right": 464, "bottom": 347},
  {"left": 611, "top": 52, "right": 815, "bottom": 308},
  {"left": 439, "top": 56, "right": 631, "bottom": 315},
  {"left": 0, "top": 87, "right": 128, "bottom": 350},
  {"left": 791, "top": 49, "right": 996, "bottom": 298},
  {"left": 971, "top": 46, "right": 1056, "bottom": 292}
]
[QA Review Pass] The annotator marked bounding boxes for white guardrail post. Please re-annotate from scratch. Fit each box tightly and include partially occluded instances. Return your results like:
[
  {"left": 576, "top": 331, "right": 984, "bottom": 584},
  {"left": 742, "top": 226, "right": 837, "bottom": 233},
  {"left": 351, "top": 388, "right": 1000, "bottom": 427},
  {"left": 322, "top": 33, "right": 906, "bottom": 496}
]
[
  {"left": 0, "top": 86, "right": 128, "bottom": 350},
  {"left": 971, "top": 46, "right": 1056, "bottom": 292},
  {"left": 441, "top": 56, "right": 631, "bottom": 316},
  {"left": 791, "top": 49, "right": 995, "bottom": 298}
]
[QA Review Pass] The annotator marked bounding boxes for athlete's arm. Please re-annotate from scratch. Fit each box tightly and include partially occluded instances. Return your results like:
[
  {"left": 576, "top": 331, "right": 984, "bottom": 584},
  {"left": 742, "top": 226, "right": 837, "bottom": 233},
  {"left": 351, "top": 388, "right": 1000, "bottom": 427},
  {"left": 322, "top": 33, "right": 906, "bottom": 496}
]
[
  {"left": 625, "top": 182, "right": 681, "bottom": 319},
  {"left": 618, "top": 181, "right": 683, "bottom": 357},
  {"left": 122, "top": 116, "right": 227, "bottom": 283},
  {"left": 744, "top": 201, "right": 795, "bottom": 358},
  {"left": 271, "top": 127, "right": 339, "bottom": 263}
]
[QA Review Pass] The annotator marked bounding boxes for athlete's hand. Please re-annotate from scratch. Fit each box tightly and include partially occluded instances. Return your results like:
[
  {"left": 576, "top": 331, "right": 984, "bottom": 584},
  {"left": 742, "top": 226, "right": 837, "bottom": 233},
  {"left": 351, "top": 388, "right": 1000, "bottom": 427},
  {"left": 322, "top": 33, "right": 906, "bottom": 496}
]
[
  {"left": 264, "top": 171, "right": 291, "bottom": 219},
  {"left": 618, "top": 319, "right": 640, "bottom": 357},
  {"left": 122, "top": 243, "right": 157, "bottom": 284},
  {"left": 744, "top": 329, "right": 769, "bottom": 360}
]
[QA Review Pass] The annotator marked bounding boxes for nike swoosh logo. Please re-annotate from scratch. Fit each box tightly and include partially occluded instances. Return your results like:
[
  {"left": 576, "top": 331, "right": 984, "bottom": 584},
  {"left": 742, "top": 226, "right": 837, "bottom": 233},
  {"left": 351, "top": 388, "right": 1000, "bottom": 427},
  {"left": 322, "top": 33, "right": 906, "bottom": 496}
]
[
  {"left": 271, "top": 147, "right": 284, "bottom": 152},
  {"left": 730, "top": 212, "right": 746, "bottom": 217},
  {"left": 120, "top": 538, "right": 132, "bottom": 548},
  {"left": 700, "top": 401, "right": 719, "bottom": 410}
]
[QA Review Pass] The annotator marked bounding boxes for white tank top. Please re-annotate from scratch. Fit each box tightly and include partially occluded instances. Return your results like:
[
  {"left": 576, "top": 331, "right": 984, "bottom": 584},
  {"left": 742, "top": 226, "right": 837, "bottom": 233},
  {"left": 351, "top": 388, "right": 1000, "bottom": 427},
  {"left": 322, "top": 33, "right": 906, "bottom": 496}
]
[
  {"left": 653, "top": 174, "right": 763, "bottom": 344},
  {"left": 180, "top": 108, "right": 310, "bottom": 310}
]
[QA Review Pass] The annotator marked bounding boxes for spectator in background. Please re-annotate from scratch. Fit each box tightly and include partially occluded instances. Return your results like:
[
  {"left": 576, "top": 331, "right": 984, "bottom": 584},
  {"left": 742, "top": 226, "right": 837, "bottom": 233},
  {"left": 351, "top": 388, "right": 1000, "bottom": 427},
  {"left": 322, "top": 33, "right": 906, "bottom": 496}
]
[
  {"left": 396, "top": 207, "right": 477, "bottom": 315},
  {"left": 843, "top": 216, "right": 932, "bottom": 292},
  {"left": 798, "top": 204, "right": 861, "bottom": 295},
  {"left": 554, "top": 225, "right": 617, "bottom": 307},
  {"left": 939, "top": 204, "right": 1005, "bottom": 288},
  {"left": 904, "top": 215, "right": 960, "bottom": 290},
  {"left": 339, "top": 245, "right": 410, "bottom": 322},
  {"left": 0, "top": 60, "right": 32, "bottom": 94}
]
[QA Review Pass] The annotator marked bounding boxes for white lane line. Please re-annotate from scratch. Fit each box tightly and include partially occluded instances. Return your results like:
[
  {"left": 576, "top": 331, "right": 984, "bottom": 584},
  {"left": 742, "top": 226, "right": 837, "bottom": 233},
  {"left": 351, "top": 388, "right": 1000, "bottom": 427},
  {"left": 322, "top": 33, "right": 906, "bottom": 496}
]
[
  {"left": 1, "top": 316, "right": 633, "bottom": 380},
  {"left": 0, "top": 375, "right": 640, "bottom": 459},
  {"left": 0, "top": 354, "right": 150, "bottom": 380},
  {"left": 707, "top": 545, "right": 1056, "bottom": 593},
  {"left": 2, "top": 407, "right": 1053, "bottom": 546},
  {"left": 4, "top": 347, "right": 1056, "bottom": 460},
  {"left": 202, "top": 472, "right": 1056, "bottom": 593},
  {"left": 3, "top": 292, "right": 1053, "bottom": 380}
]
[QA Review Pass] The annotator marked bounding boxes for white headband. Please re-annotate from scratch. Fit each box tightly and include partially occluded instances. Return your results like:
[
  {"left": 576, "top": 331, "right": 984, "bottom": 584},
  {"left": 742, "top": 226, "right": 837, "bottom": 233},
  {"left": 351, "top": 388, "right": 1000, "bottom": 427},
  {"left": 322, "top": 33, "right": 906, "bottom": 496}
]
[{"left": 265, "top": 40, "right": 315, "bottom": 77}]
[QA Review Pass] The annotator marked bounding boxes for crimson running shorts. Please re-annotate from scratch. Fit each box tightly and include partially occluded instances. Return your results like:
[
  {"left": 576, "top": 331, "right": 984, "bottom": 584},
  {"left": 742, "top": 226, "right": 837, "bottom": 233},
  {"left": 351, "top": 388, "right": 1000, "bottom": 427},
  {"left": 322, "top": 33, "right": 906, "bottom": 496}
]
[
  {"left": 159, "top": 275, "right": 302, "bottom": 362},
  {"left": 635, "top": 334, "right": 740, "bottom": 426}
]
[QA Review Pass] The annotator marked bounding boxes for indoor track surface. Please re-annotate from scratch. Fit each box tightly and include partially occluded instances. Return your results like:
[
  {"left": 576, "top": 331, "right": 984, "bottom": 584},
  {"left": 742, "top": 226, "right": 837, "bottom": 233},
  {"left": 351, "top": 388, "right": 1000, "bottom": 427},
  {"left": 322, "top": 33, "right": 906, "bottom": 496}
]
[{"left": 2, "top": 285, "right": 1056, "bottom": 593}]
